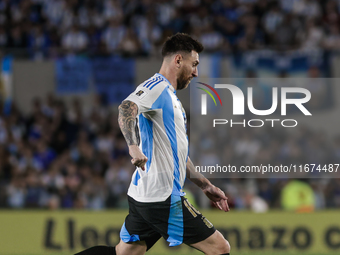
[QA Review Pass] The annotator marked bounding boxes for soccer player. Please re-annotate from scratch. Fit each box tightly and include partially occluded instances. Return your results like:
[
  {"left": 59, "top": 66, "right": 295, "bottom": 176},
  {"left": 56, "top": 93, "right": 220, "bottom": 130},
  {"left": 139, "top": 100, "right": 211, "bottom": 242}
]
[{"left": 75, "top": 33, "right": 231, "bottom": 255}]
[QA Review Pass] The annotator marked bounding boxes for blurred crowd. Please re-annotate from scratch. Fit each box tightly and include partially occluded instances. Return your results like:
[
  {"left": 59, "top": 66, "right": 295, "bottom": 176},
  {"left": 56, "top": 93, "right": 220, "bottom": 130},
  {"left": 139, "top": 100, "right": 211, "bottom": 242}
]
[
  {"left": 0, "top": 95, "right": 134, "bottom": 209},
  {"left": 191, "top": 122, "right": 340, "bottom": 212},
  {"left": 1, "top": 0, "right": 340, "bottom": 59},
  {"left": 0, "top": 92, "right": 339, "bottom": 211}
]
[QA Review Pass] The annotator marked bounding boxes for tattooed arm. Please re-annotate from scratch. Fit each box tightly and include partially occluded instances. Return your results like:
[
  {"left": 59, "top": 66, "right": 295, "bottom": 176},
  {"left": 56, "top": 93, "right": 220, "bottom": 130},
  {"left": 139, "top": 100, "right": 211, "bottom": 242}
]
[
  {"left": 118, "top": 100, "right": 148, "bottom": 170},
  {"left": 118, "top": 100, "right": 139, "bottom": 146}
]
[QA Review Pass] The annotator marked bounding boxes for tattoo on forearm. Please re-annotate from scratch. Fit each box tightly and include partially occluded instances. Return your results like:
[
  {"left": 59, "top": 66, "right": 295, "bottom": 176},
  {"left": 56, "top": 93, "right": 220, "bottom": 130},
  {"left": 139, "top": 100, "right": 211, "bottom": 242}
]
[{"left": 118, "top": 100, "right": 139, "bottom": 146}]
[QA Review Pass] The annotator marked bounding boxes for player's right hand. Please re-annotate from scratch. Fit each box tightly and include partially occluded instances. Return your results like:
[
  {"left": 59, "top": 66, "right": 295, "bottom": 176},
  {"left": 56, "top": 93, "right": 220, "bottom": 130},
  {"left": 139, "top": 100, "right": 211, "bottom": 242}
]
[{"left": 129, "top": 145, "right": 148, "bottom": 171}]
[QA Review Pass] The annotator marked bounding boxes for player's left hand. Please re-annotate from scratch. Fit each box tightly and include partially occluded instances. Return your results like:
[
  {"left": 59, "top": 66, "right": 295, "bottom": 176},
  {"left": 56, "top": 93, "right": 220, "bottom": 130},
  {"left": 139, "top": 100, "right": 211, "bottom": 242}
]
[{"left": 202, "top": 185, "right": 230, "bottom": 212}]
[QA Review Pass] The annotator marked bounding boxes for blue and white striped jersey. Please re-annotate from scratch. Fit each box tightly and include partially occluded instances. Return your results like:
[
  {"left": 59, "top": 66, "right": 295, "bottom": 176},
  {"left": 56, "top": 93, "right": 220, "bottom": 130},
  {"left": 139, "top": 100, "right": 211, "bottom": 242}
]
[{"left": 124, "top": 73, "right": 188, "bottom": 202}]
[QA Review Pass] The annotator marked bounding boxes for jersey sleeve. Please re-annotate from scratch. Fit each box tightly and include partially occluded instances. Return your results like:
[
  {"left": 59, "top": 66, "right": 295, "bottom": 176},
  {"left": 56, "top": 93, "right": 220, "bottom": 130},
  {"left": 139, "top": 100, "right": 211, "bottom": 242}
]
[{"left": 124, "top": 82, "right": 167, "bottom": 115}]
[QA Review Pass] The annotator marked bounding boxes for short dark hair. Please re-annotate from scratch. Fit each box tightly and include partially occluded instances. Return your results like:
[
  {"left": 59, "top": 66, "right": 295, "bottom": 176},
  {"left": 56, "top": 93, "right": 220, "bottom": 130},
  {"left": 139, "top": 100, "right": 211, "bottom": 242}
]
[{"left": 161, "top": 33, "right": 204, "bottom": 58}]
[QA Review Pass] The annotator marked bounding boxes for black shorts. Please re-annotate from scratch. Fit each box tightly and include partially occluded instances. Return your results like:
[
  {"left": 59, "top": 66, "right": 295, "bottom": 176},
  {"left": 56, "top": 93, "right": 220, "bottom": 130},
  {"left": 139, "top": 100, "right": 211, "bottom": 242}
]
[{"left": 120, "top": 195, "right": 216, "bottom": 250}]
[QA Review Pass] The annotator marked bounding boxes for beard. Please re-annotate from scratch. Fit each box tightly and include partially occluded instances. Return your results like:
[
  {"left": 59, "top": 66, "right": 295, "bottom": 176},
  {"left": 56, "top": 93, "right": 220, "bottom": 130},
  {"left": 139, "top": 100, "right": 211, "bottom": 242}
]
[{"left": 176, "top": 69, "right": 192, "bottom": 90}]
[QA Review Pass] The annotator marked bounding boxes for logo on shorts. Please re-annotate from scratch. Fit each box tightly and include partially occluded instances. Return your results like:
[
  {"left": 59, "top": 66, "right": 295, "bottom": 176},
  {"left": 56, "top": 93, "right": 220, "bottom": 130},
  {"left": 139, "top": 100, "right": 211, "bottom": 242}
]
[{"left": 202, "top": 216, "right": 214, "bottom": 228}]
